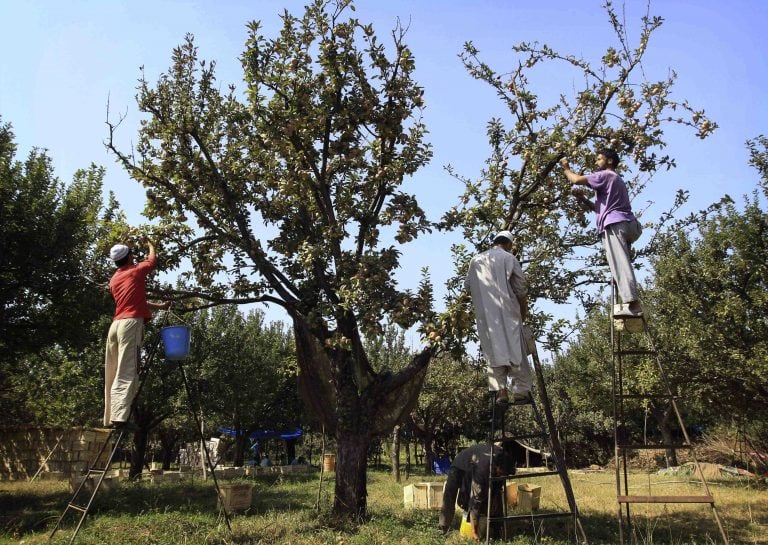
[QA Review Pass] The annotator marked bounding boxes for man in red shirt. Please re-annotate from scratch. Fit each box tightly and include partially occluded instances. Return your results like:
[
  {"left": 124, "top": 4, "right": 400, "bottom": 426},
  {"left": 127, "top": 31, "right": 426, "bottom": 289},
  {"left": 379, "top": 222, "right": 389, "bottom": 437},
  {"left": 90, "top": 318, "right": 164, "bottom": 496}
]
[{"left": 104, "top": 240, "right": 169, "bottom": 428}]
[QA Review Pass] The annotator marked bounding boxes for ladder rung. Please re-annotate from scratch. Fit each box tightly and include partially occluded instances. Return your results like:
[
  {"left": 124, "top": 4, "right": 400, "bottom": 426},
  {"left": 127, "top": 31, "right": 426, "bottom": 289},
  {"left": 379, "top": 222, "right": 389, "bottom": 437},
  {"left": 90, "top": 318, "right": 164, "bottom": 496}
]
[
  {"left": 617, "top": 443, "right": 692, "bottom": 450},
  {"left": 67, "top": 503, "right": 88, "bottom": 513},
  {"left": 88, "top": 469, "right": 107, "bottom": 474},
  {"left": 500, "top": 433, "right": 548, "bottom": 441},
  {"left": 489, "top": 512, "right": 574, "bottom": 522},
  {"left": 618, "top": 393, "right": 676, "bottom": 400},
  {"left": 615, "top": 349, "right": 656, "bottom": 356},
  {"left": 492, "top": 470, "right": 560, "bottom": 481},
  {"left": 514, "top": 470, "right": 561, "bottom": 478},
  {"left": 618, "top": 495, "right": 714, "bottom": 504}
]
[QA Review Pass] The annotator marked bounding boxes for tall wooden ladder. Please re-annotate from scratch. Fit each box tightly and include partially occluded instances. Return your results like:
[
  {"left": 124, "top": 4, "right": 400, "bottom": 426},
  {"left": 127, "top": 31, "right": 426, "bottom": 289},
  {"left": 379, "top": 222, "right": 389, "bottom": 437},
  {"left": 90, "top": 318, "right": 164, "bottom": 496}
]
[
  {"left": 610, "top": 289, "right": 729, "bottom": 545},
  {"left": 48, "top": 324, "right": 231, "bottom": 544},
  {"left": 486, "top": 326, "right": 588, "bottom": 544}
]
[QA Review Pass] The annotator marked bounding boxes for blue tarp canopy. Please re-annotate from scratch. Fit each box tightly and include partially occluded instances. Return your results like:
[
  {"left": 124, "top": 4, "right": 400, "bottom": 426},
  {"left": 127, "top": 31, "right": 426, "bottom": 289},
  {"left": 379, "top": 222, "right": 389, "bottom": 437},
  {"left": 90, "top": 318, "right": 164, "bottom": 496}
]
[{"left": 217, "top": 427, "right": 303, "bottom": 440}]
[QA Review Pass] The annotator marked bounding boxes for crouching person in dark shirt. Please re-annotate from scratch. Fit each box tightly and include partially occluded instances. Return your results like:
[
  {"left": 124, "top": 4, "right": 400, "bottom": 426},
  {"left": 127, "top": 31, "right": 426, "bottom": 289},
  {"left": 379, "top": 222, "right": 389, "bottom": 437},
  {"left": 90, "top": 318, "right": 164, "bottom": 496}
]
[{"left": 438, "top": 443, "right": 516, "bottom": 540}]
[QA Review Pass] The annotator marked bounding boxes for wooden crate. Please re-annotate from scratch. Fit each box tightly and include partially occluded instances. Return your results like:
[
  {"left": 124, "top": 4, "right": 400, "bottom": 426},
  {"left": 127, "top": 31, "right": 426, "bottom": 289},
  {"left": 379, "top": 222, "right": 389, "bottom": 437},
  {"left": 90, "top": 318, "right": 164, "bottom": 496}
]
[
  {"left": 517, "top": 483, "right": 541, "bottom": 512},
  {"left": 218, "top": 483, "right": 253, "bottom": 512},
  {"left": 70, "top": 475, "right": 118, "bottom": 494},
  {"left": 162, "top": 471, "right": 181, "bottom": 483},
  {"left": 505, "top": 481, "right": 519, "bottom": 507},
  {"left": 403, "top": 482, "right": 444, "bottom": 510}
]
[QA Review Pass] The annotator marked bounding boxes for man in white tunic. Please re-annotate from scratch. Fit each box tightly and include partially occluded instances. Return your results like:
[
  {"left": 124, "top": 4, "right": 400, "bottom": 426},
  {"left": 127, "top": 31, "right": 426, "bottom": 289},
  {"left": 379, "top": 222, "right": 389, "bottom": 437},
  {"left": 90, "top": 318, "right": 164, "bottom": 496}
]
[{"left": 465, "top": 231, "right": 532, "bottom": 406}]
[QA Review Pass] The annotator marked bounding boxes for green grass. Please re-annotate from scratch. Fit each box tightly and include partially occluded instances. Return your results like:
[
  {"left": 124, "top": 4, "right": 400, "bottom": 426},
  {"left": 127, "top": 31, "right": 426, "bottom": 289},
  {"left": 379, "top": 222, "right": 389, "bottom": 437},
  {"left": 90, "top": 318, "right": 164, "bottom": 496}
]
[{"left": 1, "top": 469, "right": 765, "bottom": 544}]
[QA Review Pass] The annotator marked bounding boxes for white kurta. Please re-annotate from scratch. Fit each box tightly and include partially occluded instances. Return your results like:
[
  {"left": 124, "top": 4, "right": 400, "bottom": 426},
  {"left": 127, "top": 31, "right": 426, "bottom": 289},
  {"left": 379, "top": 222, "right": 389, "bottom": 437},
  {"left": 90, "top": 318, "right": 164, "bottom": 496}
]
[{"left": 465, "top": 247, "right": 528, "bottom": 368}]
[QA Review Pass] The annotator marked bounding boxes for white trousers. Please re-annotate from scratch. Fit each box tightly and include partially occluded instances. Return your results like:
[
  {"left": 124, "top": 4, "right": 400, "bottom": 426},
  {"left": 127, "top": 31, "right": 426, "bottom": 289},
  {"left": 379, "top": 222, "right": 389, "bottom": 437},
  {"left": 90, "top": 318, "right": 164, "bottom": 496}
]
[
  {"left": 487, "top": 356, "right": 532, "bottom": 395},
  {"left": 104, "top": 318, "right": 144, "bottom": 425},
  {"left": 603, "top": 219, "right": 642, "bottom": 303}
]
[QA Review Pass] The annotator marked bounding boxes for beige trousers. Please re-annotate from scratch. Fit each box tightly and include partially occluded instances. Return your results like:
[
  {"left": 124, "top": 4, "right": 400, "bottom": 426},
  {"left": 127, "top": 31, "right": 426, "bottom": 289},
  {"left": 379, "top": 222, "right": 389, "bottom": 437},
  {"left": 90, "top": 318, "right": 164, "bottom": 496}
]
[{"left": 104, "top": 318, "right": 144, "bottom": 425}]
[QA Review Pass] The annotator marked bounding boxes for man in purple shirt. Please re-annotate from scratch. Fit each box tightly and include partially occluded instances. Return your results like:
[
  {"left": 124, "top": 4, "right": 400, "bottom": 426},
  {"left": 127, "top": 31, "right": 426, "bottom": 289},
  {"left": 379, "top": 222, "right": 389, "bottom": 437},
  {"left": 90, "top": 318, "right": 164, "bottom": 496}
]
[{"left": 560, "top": 149, "right": 643, "bottom": 317}]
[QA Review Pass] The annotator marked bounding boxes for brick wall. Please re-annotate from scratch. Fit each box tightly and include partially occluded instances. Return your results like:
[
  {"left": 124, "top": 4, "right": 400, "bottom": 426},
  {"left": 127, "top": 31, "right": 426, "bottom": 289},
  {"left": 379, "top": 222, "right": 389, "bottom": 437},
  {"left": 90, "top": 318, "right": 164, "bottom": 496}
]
[{"left": 0, "top": 426, "right": 111, "bottom": 480}]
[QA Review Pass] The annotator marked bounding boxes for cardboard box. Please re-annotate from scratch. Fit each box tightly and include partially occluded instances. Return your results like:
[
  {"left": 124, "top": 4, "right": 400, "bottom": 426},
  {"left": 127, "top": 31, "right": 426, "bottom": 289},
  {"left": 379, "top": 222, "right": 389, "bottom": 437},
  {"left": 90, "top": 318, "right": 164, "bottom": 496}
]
[{"left": 403, "top": 482, "right": 444, "bottom": 510}]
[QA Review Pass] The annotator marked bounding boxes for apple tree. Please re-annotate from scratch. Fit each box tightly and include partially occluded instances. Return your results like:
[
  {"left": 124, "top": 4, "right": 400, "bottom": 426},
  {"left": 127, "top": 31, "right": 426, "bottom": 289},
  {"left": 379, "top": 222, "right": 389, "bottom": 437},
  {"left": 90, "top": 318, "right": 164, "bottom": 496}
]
[
  {"left": 439, "top": 2, "right": 717, "bottom": 351},
  {"left": 107, "top": 0, "right": 436, "bottom": 516}
]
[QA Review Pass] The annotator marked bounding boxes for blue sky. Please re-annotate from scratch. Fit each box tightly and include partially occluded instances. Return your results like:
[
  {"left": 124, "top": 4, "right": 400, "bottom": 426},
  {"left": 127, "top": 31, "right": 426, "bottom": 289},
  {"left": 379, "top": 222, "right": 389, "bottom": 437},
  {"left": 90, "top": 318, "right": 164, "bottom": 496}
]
[{"left": 2, "top": 0, "right": 766, "bottom": 341}]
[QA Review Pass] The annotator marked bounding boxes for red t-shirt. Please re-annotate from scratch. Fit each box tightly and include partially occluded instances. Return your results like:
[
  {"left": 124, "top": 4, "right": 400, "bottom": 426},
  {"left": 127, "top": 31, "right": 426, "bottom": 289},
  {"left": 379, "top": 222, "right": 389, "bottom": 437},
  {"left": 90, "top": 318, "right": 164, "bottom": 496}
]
[{"left": 109, "top": 255, "right": 157, "bottom": 320}]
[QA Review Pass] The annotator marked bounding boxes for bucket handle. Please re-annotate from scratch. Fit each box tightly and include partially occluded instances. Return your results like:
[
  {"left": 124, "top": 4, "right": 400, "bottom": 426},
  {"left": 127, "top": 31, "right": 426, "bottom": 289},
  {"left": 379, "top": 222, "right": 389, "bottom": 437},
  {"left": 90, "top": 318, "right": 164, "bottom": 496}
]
[{"left": 162, "top": 307, "right": 190, "bottom": 326}]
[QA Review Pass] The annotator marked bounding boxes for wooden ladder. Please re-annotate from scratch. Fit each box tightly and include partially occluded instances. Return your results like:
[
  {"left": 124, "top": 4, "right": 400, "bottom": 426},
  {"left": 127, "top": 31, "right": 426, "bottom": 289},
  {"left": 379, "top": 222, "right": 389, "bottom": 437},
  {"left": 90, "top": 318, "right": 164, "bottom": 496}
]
[
  {"left": 48, "top": 326, "right": 231, "bottom": 544},
  {"left": 610, "top": 288, "right": 729, "bottom": 544},
  {"left": 486, "top": 326, "right": 588, "bottom": 544}
]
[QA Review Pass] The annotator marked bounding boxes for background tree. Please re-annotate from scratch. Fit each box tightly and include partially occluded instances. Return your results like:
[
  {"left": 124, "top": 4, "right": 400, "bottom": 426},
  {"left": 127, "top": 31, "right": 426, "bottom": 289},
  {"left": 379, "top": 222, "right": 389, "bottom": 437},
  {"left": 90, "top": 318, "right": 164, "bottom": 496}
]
[
  {"left": 190, "top": 306, "right": 298, "bottom": 466},
  {"left": 439, "top": 2, "right": 717, "bottom": 353},
  {"left": 0, "top": 117, "right": 114, "bottom": 424},
  {"left": 363, "top": 323, "right": 413, "bottom": 482},
  {"left": 11, "top": 333, "right": 106, "bottom": 428},
  {"left": 551, "top": 138, "right": 768, "bottom": 466},
  {"left": 545, "top": 309, "right": 616, "bottom": 467},
  {"left": 409, "top": 354, "right": 487, "bottom": 472},
  {"left": 648, "top": 172, "right": 768, "bottom": 425},
  {"left": 121, "top": 317, "right": 187, "bottom": 478},
  {"left": 107, "top": 1, "right": 436, "bottom": 516}
]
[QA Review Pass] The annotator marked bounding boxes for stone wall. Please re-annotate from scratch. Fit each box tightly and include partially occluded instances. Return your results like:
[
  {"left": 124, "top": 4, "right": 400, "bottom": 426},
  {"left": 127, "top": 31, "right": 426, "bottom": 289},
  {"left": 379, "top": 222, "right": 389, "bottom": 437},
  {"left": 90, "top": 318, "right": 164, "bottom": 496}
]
[{"left": 0, "top": 426, "right": 111, "bottom": 480}]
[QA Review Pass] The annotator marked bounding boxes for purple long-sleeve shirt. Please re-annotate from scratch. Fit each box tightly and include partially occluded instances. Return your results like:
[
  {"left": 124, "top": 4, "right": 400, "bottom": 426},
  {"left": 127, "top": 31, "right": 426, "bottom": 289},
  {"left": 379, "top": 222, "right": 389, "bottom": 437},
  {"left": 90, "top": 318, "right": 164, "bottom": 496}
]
[{"left": 586, "top": 170, "right": 636, "bottom": 234}]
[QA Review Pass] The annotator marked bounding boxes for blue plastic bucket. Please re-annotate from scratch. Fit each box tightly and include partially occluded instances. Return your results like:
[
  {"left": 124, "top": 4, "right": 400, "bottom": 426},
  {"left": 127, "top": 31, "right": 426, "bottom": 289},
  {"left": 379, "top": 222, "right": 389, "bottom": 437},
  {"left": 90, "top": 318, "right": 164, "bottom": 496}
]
[{"left": 160, "top": 325, "right": 191, "bottom": 360}]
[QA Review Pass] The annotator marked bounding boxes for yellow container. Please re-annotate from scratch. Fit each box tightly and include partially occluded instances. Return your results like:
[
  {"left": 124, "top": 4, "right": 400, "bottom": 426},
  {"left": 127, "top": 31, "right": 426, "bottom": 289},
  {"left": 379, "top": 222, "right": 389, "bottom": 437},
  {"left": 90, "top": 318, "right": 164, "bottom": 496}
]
[
  {"left": 459, "top": 514, "right": 489, "bottom": 539},
  {"left": 459, "top": 514, "right": 474, "bottom": 538}
]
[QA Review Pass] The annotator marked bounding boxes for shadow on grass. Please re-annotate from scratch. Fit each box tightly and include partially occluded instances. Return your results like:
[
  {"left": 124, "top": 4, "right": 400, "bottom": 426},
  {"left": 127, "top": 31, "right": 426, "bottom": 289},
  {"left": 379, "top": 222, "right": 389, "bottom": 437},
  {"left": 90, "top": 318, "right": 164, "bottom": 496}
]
[
  {"left": 1, "top": 475, "right": 744, "bottom": 545},
  {"left": 576, "top": 509, "right": 732, "bottom": 545},
  {"left": 0, "top": 473, "right": 324, "bottom": 540}
]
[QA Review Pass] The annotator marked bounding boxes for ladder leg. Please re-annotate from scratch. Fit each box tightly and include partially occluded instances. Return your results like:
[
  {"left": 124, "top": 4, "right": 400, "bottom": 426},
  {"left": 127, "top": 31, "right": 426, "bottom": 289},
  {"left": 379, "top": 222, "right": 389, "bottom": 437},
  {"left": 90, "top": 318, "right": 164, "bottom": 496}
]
[
  {"left": 66, "top": 430, "right": 128, "bottom": 545},
  {"left": 610, "top": 284, "right": 729, "bottom": 545},
  {"left": 640, "top": 318, "right": 730, "bottom": 545},
  {"left": 529, "top": 349, "right": 588, "bottom": 544},
  {"left": 31, "top": 434, "right": 64, "bottom": 483},
  {"left": 49, "top": 320, "right": 167, "bottom": 543},
  {"left": 611, "top": 282, "right": 632, "bottom": 544},
  {"left": 177, "top": 360, "right": 232, "bottom": 532},
  {"left": 49, "top": 427, "right": 126, "bottom": 543},
  {"left": 486, "top": 390, "right": 500, "bottom": 545}
]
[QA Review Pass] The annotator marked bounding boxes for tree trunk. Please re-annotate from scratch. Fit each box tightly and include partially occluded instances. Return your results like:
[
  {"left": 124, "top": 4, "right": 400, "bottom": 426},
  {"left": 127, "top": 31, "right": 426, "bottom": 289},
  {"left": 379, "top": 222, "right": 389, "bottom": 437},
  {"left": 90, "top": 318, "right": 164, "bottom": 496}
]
[
  {"left": 130, "top": 430, "right": 148, "bottom": 479},
  {"left": 233, "top": 432, "right": 248, "bottom": 467},
  {"left": 423, "top": 431, "right": 435, "bottom": 473},
  {"left": 293, "top": 318, "right": 432, "bottom": 518},
  {"left": 405, "top": 438, "right": 411, "bottom": 480},
  {"left": 158, "top": 429, "right": 180, "bottom": 470},
  {"left": 334, "top": 430, "right": 371, "bottom": 518},
  {"left": 286, "top": 438, "right": 297, "bottom": 463},
  {"left": 391, "top": 425, "right": 401, "bottom": 482},
  {"left": 160, "top": 441, "right": 175, "bottom": 470},
  {"left": 652, "top": 404, "right": 678, "bottom": 467}
]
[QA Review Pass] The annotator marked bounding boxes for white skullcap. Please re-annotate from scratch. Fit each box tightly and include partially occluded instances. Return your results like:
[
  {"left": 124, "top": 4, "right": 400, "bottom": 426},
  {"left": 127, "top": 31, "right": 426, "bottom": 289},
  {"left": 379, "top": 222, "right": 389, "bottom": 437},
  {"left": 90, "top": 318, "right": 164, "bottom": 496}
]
[
  {"left": 110, "top": 244, "right": 130, "bottom": 262},
  {"left": 493, "top": 230, "right": 514, "bottom": 243}
]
